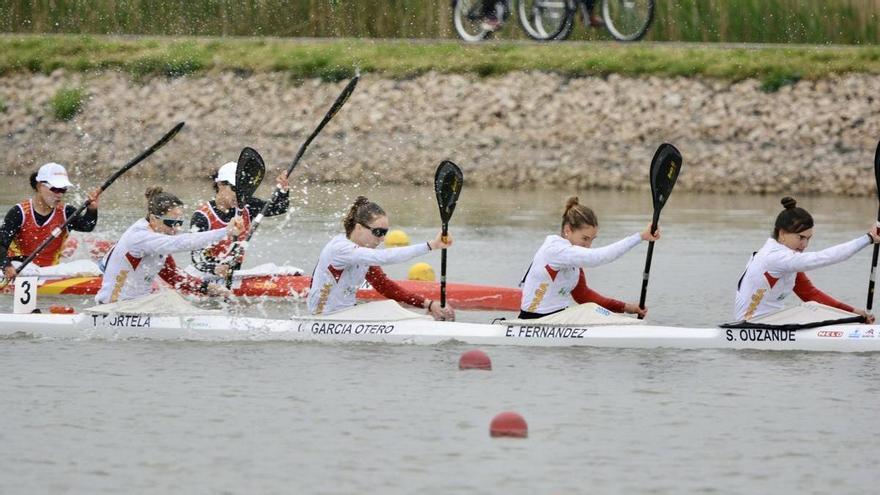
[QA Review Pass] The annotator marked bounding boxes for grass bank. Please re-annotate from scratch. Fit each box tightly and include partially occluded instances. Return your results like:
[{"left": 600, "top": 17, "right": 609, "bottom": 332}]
[
  {"left": 2, "top": 35, "right": 880, "bottom": 90},
  {"left": 2, "top": 0, "right": 879, "bottom": 44}
]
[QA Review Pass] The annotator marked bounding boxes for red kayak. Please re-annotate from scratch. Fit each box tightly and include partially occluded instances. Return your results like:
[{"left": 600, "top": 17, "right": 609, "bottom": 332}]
[{"left": 20, "top": 274, "right": 522, "bottom": 311}]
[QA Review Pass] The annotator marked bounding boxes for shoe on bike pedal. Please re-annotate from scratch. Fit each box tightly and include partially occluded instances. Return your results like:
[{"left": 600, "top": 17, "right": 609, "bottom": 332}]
[{"left": 588, "top": 14, "right": 605, "bottom": 27}]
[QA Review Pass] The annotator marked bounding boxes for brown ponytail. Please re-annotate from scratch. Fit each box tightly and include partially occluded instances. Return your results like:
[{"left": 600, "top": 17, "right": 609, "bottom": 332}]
[
  {"left": 773, "top": 196, "right": 813, "bottom": 239},
  {"left": 561, "top": 196, "right": 598, "bottom": 231},
  {"left": 343, "top": 196, "right": 386, "bottom": 236},
  {"left": 145, "top": 186, "right": 183, "bottom": 218}
]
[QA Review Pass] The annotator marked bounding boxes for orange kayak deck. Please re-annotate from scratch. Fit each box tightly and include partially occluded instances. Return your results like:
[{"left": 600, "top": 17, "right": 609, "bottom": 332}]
[{"left": 21, "top": 275, "right": 521, "bottom": 311}]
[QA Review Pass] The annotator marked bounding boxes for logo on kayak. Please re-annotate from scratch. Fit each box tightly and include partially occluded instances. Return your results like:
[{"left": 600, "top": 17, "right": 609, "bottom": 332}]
[
  {"left": 848, "top": 329, "right": 862, "bottom": 339},
  {"left": 817, "top": 330, "right": 843, "bottom": 338},
  {"left": 862, "top": 329, "right": 875, "bottom": 338}
]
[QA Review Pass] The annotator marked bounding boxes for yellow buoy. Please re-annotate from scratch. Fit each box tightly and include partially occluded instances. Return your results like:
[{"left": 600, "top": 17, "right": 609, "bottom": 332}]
[
  {"left": 385, "top": 229, "right": 410, "bottom": 247},
  {"left": 408, "top": 262, "right": 436, "bottom": 281}
]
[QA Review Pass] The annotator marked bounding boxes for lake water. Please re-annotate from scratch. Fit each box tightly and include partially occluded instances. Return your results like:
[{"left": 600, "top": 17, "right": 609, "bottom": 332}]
[{"left": 1, "top": 178, "right": 878, "bottom": 494}]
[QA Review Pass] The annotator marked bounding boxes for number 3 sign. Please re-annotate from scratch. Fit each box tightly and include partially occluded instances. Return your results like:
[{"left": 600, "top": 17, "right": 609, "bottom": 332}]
[{"left": 13, "top": 276, "right": 37, "bottom": 314}]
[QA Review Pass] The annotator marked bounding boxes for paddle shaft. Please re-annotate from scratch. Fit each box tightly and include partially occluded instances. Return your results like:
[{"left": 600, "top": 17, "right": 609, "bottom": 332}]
[
  {"left": 440, "top": 223, "right": 449, "bottom": 308},
  {"left": 637, "top": 220, "right": 659, "bottom": 318},
  {"left": 11, "top": 122, "right": 185, "bottom": 278},
  {"left": 243, "top": 76, "right": 358, "bottom": 244},
  {"left": 868, "top": 207, "right": 880, "bottom": 311}
]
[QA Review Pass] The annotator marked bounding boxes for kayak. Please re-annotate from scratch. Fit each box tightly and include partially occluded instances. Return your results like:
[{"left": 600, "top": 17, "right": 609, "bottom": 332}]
[
  {"left": 2, "top": 298, "right": 876, "bottom": 352},
  {"left": 0, "top": 261, "right": 522, "bottom": 311},
  {"left": 8, "top": 274, "right": 521, "bottom": 311}
]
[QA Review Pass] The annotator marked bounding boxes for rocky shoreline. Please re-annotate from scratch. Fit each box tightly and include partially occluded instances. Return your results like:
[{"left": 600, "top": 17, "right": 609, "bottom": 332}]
[{"left": 1, "top": 70, "right": 878, "bottom": 196}]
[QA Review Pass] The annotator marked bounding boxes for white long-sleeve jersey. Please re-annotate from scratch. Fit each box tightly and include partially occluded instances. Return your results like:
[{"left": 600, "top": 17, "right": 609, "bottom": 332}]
[
  {"left": 520, "top": 233, "right": 642, "bottom": 314},
  {"left": 734, "top": 235, "right": 871, "bottom": 320},
  {"left": 308, "top": 234, "right": 430, "bottom": 314},
  {"left": 96, "top": 218, "right": 228, "bottom": 304}
]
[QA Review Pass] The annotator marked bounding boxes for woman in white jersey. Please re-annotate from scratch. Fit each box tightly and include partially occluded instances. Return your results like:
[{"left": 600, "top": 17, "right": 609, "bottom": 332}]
[
  {"left": 519, "top": 197, "right": 660, "bottom": 320},
  {"left": 96, "top": 187, "right": 243, "bottom": 304},
  {"left": 308, "top": 196, "right": 454, "bottom": 320},
  {"left": 734, "top": 196, "right": 880, "bottom": 322}
]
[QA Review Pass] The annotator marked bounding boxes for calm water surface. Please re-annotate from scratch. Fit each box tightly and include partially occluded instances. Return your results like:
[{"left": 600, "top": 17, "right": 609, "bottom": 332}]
[{"left": 1, "top": 178, "right": 878, "bottom": 494}]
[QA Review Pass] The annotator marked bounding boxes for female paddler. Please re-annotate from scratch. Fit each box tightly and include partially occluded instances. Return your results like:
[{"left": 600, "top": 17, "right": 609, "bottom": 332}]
[
  {"left": 734, "top": 197, "right": 880, "bottom": 322},
  {"left": 308, "top": 196, "right": 455, "bottom": 320},
  {"left": 96, "top": 187, "right": 243, "bottom": 304},
  {"left": 189, "top": 161, "right": 290, "bottom": 280},
  {"left": 519, "top": 197, "right": 660, "bottom": 319},
  {"left": 0, "top": 162, "right": 100, "bottom": 279}
]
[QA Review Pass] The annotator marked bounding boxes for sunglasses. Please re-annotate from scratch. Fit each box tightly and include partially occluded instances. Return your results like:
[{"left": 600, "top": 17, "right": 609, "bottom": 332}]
[
  {"left": 154, "top": 215, "right": 184, "bottom": 228},
  {"left": 41, "top": 183, "right": 68, "bottom": 194},
  {"left": 360, "top": 222, "right": 389, "bottom": 238}
]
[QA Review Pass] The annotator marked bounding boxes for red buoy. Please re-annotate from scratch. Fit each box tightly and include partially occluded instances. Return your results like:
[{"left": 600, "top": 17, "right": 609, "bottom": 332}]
[
  {"left": 459, "top": 349, "right": 492, "bottom": 370},
  {"left": 490, "top": 412, "right": 528, "bottom": 438}
]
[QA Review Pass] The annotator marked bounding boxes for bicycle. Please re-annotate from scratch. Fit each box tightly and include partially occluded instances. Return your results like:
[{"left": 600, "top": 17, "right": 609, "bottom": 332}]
[
  {"left": 452, "top": 0, "right": 513, "bottom": 42},
  {"left": 452, "top": 0, "right": 654, "bottom": 42}
]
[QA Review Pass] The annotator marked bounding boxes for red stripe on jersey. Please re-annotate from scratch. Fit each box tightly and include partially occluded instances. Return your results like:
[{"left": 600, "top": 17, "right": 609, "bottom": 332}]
[
  {"left": 328, "top": 265, "right": 344, "bottom": 282},
  {"left": 125, "top": 252, "right": 142, "bottom": 270}
]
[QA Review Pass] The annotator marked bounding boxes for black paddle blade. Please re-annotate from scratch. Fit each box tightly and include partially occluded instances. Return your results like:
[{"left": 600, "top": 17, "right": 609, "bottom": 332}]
[
  {"left": 434, "top": 160, "right": 464, "bottom": 226},
  {"left": 100, "top": 121, "right": 185, "bottom": 191},
  {"left": 649, "top": 143, "right": 683, "bottom": 224},
  {"left": 236, "top": 147, "right": 266, "bottom": 208},
  {"left": 323, "top": 75, "right": 359, "bottom": 127},
  {"left": 874, "top": 140, "right": 880, "bottom": 203}
]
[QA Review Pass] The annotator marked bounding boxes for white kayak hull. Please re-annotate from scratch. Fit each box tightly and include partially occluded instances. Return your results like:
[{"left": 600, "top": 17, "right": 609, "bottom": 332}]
[{"left": 1, "top": 312, "right": 878, "bottom": 352}]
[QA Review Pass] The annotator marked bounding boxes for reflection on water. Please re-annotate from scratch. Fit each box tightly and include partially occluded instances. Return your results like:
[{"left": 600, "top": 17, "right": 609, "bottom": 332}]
[{"left": 0, "top": 176, "right": 876, "bottom": 326}]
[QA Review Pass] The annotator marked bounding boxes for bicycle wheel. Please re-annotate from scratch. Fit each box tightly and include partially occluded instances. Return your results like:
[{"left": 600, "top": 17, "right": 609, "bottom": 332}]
[
  {"left": 517, "top": 0, "right": 575, "bottom": 41},
  {"left": 453, "top": 0, "right": 492, "bottom": 42},
  {"left": 602, "top": 0, "right": 654, "bottom": 41}
]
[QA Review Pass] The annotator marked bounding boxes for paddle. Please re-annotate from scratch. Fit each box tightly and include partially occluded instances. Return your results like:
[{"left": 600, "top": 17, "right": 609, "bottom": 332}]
[
  {"left": 2, "top": 122, "right": 185, "bottom": 285},
  {"left": 242, "top": 74, "right": 359, "bottom": 244},
  {"left": 434, "top": 160, "right": 464, "bottom": 312},
  {"left": 637, "top": 143, "right": 683, "bottom": 319},
  {"left": 223, "top": 146, "right": 266, "bottom": 288},
  {"left": 866, "top": 140, "right": 880, "bottom": 311}
]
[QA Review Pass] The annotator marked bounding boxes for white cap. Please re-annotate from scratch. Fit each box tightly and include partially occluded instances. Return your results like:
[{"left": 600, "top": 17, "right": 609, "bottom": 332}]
[
  {"left": 35, "top": 162, "right": 74, "bottom": 189},
  {"left": 216, "top": 162, "right": 237, "bottom": 186}
]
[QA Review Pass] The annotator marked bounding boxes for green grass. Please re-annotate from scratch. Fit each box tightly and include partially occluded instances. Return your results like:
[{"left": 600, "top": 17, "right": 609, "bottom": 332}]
[
  {"left": 0, "top": 95, "right": 6, "bottom": 113},
  {"left": 50, "top": 86, "right": 86, "bottom": 121},
  {"left": 2, "top": 0, "right": 879, "bottom": 44},
  {"left": 3, "top": 35, "right": 880, "bottom": 91}
]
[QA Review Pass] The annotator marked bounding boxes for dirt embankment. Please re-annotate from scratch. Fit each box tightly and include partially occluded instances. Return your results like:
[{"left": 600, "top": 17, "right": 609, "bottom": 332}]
[{"left": 1, "top": 70, "right": 878, "bottom": 195}]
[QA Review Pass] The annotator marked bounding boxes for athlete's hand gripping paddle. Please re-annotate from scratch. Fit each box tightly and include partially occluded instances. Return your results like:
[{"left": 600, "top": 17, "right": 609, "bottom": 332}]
[
  {"left": 434, "top": 160, "right": 463, "bottom": 313},
  {"left": 866, "top": 140, "right": 880, "bottom": 311},
  {"left": 637, "top": 143, "right": 682, "bottom": 319},
  {"left": 224, "top": 146, "right": 266, "bottom": 289},
  {"left": 0, "top": 122, "right": 185, "bottom": 287}
]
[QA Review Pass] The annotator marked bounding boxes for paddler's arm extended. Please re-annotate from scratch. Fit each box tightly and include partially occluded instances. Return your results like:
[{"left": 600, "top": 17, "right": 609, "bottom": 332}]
[{"left": 0, "top": 206, "right": 24, "bottom": 278}]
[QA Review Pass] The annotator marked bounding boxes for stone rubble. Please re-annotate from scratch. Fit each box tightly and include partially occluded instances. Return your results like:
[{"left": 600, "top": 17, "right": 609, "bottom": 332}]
[{"left": 1, "top": 69, "right": 879, "bottom": 196}]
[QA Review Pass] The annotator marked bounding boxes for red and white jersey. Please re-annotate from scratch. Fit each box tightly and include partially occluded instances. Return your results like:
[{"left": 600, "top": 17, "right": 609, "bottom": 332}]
[
  {"left": 734, "top": 235, "right": 871, "bottom": 320},
  {"left": 193, "top": 202, "right": 252, "bottom": 259},
  {"left": 8, "top": 199, "right": 68, "bottom": 266},
  {"left": 96, "top": 218, "right": 227, "bottom": 303},
  {"left": 520, "top": 233, "right": 642, "bottom": 314},
  {"left": 308, "top": 234, "right": 430, "bottom": 314}
]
